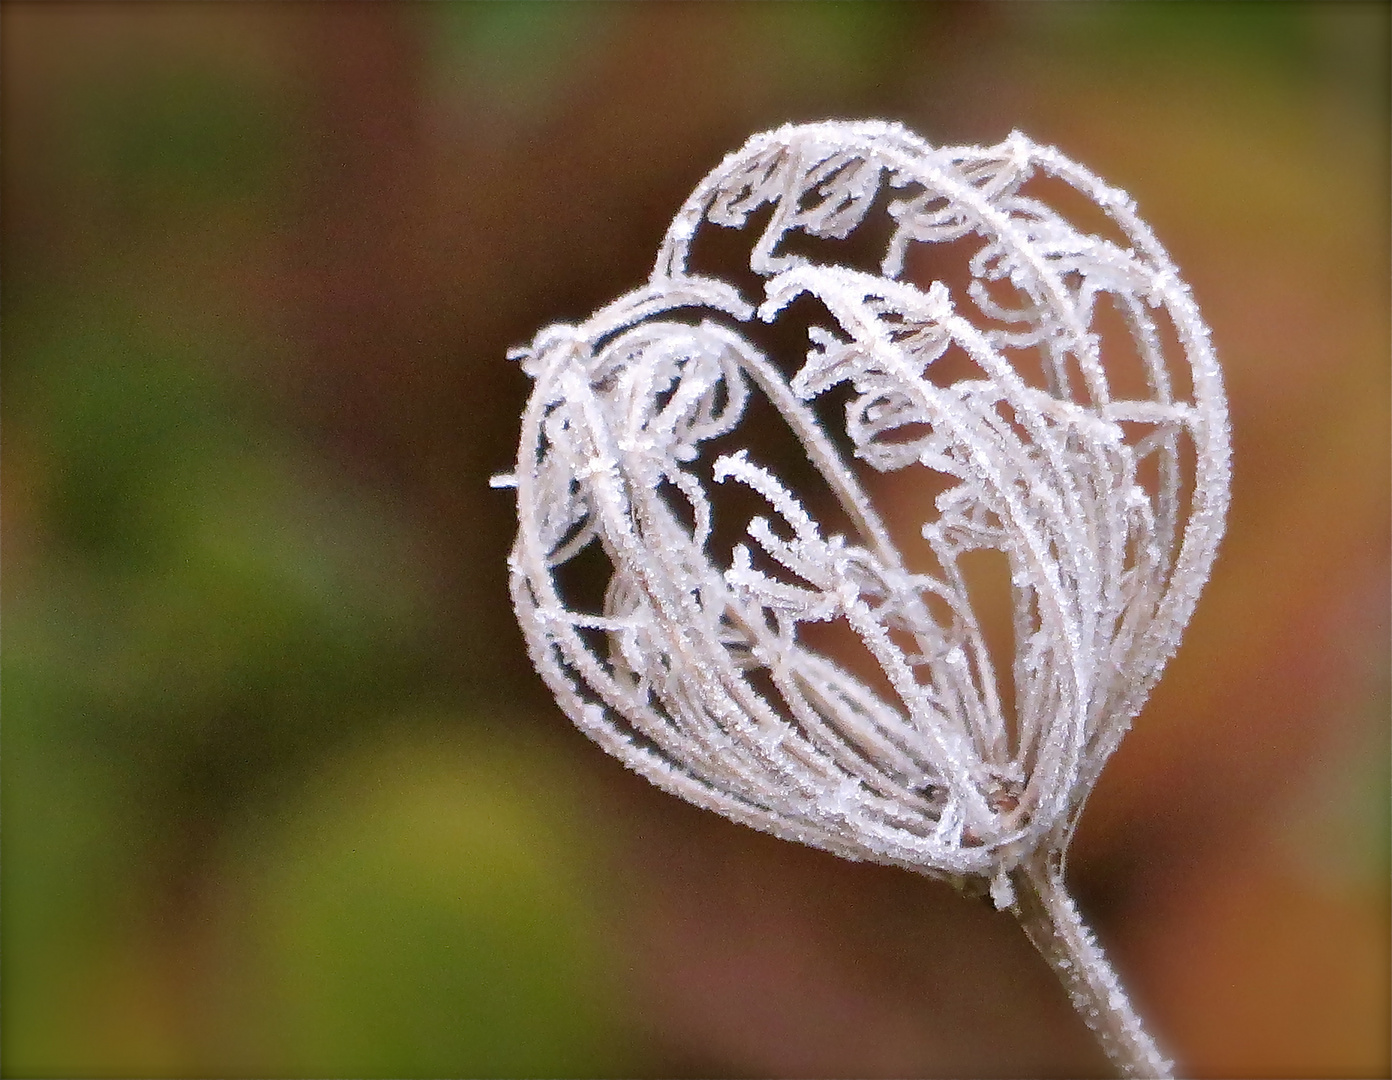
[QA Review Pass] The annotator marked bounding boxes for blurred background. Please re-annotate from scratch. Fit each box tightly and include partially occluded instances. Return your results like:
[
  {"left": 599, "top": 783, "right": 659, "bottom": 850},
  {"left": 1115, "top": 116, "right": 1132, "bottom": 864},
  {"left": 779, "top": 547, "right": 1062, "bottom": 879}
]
[{"left": 3, "top": 3, "right": 1388, "bottom": 1077}]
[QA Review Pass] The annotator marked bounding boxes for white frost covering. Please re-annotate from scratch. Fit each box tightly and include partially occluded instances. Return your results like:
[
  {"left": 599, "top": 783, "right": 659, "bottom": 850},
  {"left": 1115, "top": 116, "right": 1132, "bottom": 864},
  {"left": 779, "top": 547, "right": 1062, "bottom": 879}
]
[{"left": 504, "top": 121, "right": 1229, "bottom": 891}]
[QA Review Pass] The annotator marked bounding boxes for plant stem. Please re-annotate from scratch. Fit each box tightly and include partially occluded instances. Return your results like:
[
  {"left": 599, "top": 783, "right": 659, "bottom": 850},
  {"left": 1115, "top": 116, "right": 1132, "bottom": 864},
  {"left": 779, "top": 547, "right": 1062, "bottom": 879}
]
[{"left": 1008, "top": 855, "right": 1173, "bottom": 1079}]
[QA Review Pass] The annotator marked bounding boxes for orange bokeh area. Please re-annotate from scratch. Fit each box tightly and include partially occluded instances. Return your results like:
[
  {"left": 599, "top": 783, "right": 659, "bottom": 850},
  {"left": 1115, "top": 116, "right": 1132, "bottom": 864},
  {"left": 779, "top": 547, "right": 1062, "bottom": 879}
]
[{"left": 3, "top": 4, "right": 1387, "bottom": 1078}]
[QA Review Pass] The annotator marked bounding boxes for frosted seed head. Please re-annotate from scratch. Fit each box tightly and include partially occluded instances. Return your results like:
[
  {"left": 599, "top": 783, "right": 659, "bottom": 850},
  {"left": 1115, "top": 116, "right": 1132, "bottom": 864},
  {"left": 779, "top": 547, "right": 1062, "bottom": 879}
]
[{"left": 503, "top": 120, "right": 1229, "bottom": 889}]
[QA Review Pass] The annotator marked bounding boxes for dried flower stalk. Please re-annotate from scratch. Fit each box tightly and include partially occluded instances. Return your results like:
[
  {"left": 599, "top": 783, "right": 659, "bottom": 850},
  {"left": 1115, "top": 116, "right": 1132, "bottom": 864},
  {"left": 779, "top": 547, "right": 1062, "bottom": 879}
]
[{"left": 497, "top": 121, "right": 1230, "bottom": 1078}]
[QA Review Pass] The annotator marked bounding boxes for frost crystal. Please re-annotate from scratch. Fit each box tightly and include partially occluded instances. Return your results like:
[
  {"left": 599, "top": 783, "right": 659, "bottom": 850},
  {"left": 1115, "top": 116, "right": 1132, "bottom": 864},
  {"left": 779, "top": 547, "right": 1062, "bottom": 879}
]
[{"left": 503, "top": 120, "right": 1229, "bottom": 897}]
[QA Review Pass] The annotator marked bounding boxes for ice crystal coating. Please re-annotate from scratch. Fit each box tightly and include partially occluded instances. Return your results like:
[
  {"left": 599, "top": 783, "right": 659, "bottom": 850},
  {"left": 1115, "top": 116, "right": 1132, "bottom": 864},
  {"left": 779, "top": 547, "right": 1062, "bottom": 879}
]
[{"left": 503, "top": 121, "right": 1229, "bottom": 899}]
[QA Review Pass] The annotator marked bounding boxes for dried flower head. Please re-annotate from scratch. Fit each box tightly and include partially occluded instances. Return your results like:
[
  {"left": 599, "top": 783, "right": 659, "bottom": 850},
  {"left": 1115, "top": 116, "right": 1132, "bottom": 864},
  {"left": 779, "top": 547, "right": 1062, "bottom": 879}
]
[{"left": 497, "top": 121, "right": 1229, "bottom": 1077}]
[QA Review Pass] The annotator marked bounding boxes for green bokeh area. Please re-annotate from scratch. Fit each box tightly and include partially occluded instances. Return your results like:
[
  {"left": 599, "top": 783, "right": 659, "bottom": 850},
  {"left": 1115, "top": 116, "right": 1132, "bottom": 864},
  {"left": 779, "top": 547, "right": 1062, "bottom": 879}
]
[
  {"left": 236, "top": 736, "right": 623, "bottom": 1079},
  {"left": 3, "top": 22, "right": 636, "bottom": 1075},
  {"left": 3, "top": 294, "right": 632, "bottom": 1074}
]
